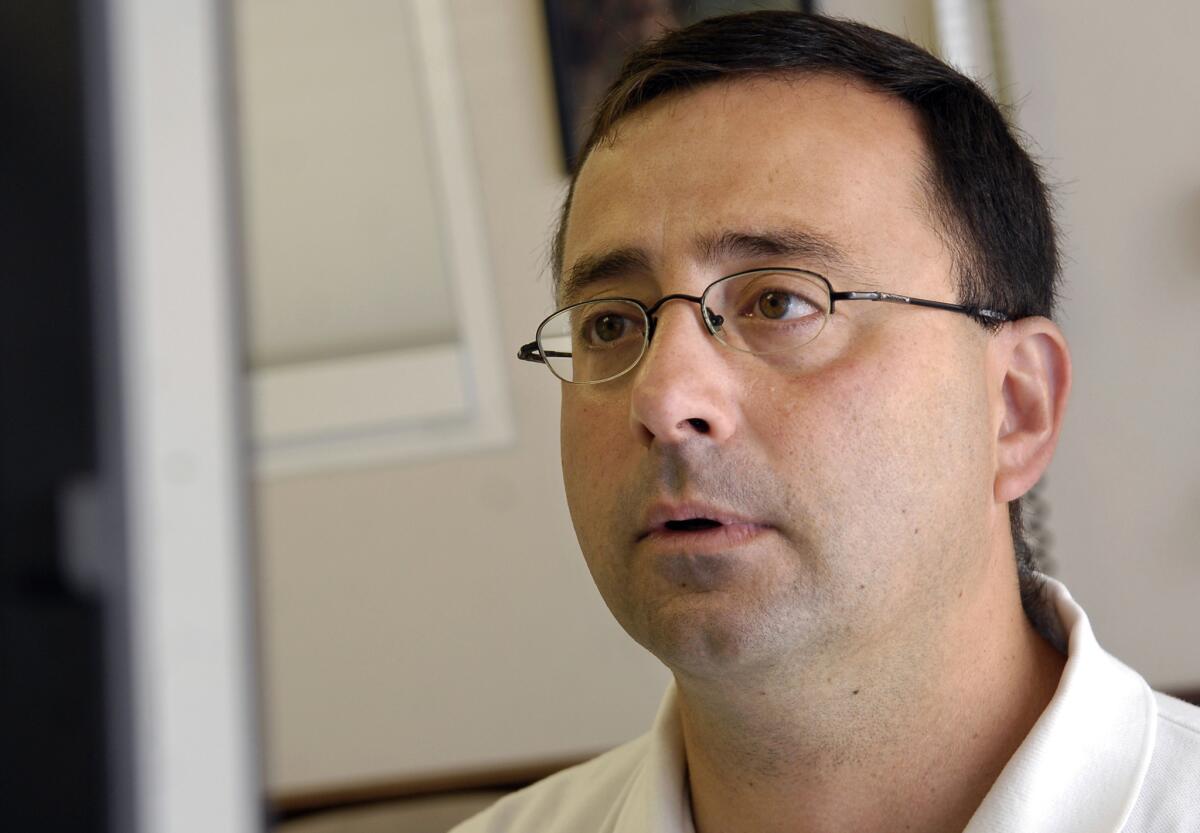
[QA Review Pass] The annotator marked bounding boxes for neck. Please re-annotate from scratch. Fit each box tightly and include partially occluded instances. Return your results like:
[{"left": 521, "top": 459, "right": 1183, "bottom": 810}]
[{"left": 675, "top": 549, "right": 1065, "bottom": 833}]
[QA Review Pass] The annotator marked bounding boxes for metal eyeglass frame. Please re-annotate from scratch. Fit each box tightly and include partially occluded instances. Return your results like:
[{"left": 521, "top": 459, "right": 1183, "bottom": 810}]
[{"left": 516, "top": 267, "right": 1012, "bottom": 383}]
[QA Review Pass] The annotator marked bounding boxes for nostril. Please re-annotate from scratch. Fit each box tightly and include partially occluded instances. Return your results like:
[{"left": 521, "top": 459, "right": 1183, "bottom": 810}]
[{"left": 686, "top": 417, "right": 710, "bottom": 433}]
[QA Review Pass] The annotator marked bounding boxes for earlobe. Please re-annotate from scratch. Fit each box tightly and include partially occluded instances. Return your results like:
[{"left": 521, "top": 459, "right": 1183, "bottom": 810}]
[{"left": 993, "top": 318, "right": 1072, "bottom": 504}]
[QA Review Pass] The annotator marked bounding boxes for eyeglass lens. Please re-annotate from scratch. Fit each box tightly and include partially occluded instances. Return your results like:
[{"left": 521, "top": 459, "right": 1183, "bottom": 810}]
[
  {"left": 538, "top": 270, "right": 832, "bottom": 384},
  {"left": 538, "top": 298, "right": 647, "bottom": 383}
]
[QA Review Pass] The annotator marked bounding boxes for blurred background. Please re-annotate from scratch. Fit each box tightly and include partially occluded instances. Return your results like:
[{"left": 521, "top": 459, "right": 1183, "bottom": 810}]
[{"left": 3, "top": 1, "right": 1197, "bottom": 831}]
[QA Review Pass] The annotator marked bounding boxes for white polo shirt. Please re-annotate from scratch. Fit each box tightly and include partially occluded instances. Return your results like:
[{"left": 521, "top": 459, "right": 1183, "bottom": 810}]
[{"left": 452, "top": 578, "right": 1200, "bottom": 832}]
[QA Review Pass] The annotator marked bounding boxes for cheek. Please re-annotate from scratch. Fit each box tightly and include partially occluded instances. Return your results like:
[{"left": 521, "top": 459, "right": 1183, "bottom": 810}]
[
  {"left": 754, "top": 329, "right": 991, "bottom": 530},
  {"left": 560, "top": 392, "right": 628, "bottom": 527},
  {"left": 559, "top": 393, "right": 641, "bottom": 617}
]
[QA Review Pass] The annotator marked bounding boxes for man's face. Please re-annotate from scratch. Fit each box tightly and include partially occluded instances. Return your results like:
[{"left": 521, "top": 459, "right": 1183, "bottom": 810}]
[{"left": 559, "top": 75, "right": 1000, "bottom": 682}]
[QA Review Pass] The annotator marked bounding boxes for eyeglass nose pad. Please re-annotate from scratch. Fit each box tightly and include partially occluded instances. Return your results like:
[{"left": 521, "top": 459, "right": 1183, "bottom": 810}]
[{"left": 643, "top": 295, "right": 720, "bottom": 351}]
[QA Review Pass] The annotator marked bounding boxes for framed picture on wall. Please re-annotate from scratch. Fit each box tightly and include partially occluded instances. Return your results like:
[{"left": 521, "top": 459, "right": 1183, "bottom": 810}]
[{"left": 544, "top": 0, "right": 817, "bottom": 171}]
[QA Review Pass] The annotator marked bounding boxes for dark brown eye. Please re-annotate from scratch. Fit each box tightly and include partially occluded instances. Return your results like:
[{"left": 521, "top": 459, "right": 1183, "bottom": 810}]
[
  {"left": 592, "top": 313, "right": 629, "bottom": 343},
  {"left": 757, "top": 291, "right": 795, "bottom": 320}
]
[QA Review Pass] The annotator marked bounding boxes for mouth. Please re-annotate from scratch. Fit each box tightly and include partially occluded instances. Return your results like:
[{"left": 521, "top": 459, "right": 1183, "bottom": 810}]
[
  {"left": 664, "top": 517, "right": 723, "bottom": 532},
  {"left": 636, "top": 503, "right": 771, "bottom": 544}
]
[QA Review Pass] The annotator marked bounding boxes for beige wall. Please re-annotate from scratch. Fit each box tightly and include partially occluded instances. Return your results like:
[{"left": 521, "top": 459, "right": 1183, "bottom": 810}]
[
  {"left": 1001, "top": 0, "right": 1200, "bottom": 688},
  {"left": 254, "top": 0, "right": 1200, "bottom": 797},
  {"left": 255, "top": 0, "right": 669, "bottom": 794},
  {"left": 239, "top": 0, "right": 458, "bottom": 366}
]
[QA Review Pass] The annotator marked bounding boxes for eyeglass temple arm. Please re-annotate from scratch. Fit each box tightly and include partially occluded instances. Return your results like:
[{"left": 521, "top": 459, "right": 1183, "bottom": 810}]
[
  {"left": 831, "top": 291, "right": 1010, "bottom": 322},
  {"left": 517, "top": 342, "right": 572, "bottom": 364}
]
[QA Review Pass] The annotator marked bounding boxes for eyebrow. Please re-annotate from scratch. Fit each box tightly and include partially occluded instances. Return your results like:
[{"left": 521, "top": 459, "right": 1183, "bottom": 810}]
[
  {"left": 558, "top": 226, "right": 852, "bottom": 304},
  {"left": 559, "top": 247, "right": 653, "bottom": 304}
]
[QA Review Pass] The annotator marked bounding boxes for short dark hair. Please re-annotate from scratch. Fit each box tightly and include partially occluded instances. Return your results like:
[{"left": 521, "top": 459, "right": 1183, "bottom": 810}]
[{"left": 551, "top": 11, "right": 1060, "bottom": 632}]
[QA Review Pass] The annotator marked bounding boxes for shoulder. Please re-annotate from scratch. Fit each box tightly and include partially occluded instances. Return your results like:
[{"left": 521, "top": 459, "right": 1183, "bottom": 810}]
[
  {"left": 1148, "top": 691, "right": 1200, "bottom": 775},
  {"left": 1122, "top": 692, "right": 1200, "bottom": 832},
  {"left": 449, "top": 734, "right": 653, "bottom": 833},
  {"left": 1153, "top": 691, "right": 1200, "bottom": 734},
  {"left": 1149, "top": 691, "right": 1200, "bottom": 768}
]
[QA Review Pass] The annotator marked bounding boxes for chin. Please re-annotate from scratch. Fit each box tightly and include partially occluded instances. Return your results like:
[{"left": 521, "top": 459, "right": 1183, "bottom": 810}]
[{"left": 629, "top": 590, "right": 791, "bottom": 675}]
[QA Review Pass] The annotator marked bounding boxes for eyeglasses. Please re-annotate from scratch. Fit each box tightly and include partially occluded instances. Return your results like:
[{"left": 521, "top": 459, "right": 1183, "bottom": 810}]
[{"left": 517, "top": 268, "right": 1011, "bottom": 384}]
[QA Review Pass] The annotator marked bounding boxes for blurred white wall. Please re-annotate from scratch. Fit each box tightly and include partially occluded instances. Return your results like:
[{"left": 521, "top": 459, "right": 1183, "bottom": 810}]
[
  {"left": 251, "top": 0, "right": 669, "bottom": 796},
  {"left": 250, "top": 0, "right": 1200, "bottom": 799},
  {"left": 1001, "top": 0, "right": 1200, "bottom": 689},
  {"left": 238, "top": 0, "right": 457, "bottom": 367}
]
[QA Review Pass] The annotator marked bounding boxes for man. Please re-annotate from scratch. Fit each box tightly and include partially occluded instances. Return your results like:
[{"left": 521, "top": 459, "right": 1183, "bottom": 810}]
[{"left": 455, "top": 11, "right": 1200, "bottom": 833}]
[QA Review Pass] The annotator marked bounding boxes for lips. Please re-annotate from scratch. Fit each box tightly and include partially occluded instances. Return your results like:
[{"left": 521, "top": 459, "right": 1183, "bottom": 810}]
[
  {"left": 636, "top": 502, "right": 769, "bottom": 542},
  {"left": 664, "top": 517, "right": 723, "bottom": 532}
]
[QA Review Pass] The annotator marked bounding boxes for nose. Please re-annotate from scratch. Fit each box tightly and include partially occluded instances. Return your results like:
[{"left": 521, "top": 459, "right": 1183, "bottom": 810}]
[{"left": 628, "top": 297, "right": 739, "bottom": 447}]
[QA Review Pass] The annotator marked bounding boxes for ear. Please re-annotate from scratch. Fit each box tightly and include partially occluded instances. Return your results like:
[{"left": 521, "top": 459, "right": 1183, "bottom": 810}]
[{"left": 990, "top": 317, "right": 1072, "bottom": 504}]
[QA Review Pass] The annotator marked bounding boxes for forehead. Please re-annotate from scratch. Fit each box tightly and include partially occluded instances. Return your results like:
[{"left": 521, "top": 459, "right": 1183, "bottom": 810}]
[{"left": 562, "top": 74, "right": 946, "bottom": 297}]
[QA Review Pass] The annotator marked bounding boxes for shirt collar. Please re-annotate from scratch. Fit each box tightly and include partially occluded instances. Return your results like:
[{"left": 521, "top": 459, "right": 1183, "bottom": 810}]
[
  {"left": 963, "top": 576, "right": 1157, "bottom": 832},
  {"left": 612, "top": 682, "right": 695, "bottom": 832}
]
